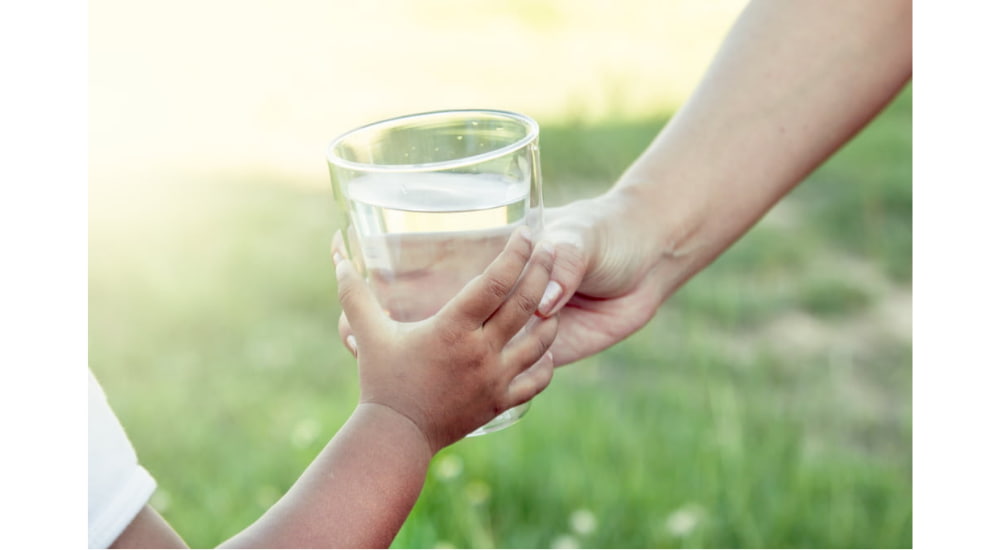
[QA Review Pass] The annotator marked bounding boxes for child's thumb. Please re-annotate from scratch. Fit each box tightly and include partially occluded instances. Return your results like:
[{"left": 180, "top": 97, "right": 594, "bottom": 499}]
[{"left": 333, "top": 251, "right": 384, "bottom": 337}]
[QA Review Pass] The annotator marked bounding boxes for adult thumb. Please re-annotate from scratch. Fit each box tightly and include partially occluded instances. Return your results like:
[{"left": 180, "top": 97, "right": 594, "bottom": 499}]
[{"left": 535, "top": 212, "right": 589, "bottom": 317}]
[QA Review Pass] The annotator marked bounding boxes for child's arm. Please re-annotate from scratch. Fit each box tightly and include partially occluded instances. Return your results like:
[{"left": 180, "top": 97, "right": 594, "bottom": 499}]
[
  {"left": 224, "top": 227, "right": 556, "bottom": 548},
  {"left": 111, "top": 228, "right": 557, "bottom": 549}
]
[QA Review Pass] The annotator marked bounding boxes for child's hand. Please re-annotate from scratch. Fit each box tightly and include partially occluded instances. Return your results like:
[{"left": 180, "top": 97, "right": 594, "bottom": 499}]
[{"left": 333, "top": 227, "right": 558, "bottom": 452}]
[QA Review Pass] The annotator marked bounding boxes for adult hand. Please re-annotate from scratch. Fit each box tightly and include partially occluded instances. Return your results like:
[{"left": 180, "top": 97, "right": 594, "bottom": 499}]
[
  {"left": 335, "top": 190, "right": 682, "bottom": 369},
  {"left": 533, "top": 190, "right": 682, "bottom": 367}
]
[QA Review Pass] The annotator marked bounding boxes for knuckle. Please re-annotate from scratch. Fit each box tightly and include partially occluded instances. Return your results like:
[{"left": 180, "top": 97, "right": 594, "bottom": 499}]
[
  {"left": 337, "top": 283, "right": 357, "bottom": 307},
  {"left": 557, "top": 239, "right": 586, "bottom": 263},
  {"left": 483, "top": 275, "right": 512, "bottom": 301},
  {"left": 536, "top": 243, "right": 557, "bottom": 269},
  {"left": 527, "top": 315, "right": 557, "bottom": 346},
  {"left": 437, "top": 324, "right": 466, "bottom": 347},
  {"left": 507, "top": 235, "right": 532, "bottom": 262},
  {"left": 529, "top": 334, "right": 550, "bottom": 360},
  {"left": 514, "top": 292, "right": 539, "bottom": 316},
  {"left": 555, "top": 242, "right": 587, "bottom": 275},
  {"left": 513, "top": 242, "right": 532, "bottom": 265},
  {"left": 540, "top": 316, "right": 559, "bottom": 343},
  {"left": 469, "top": 343, "right": 489, "bottom": 364}
]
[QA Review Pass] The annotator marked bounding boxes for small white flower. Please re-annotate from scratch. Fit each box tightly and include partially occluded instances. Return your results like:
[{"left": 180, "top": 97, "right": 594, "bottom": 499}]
[
  {"left": 551, "top": 534, "right": 579, "bottom": 549},
  {"left": 665, "top": 504, "right": 704, "bottom": 537},
  {"left": 255, "top": 485, "right": 281, "bottom": 509},
  {"left": 433, "top": 454, "right": 464, "bottom": 481},
  {"left": 149, "top": 489, "right": 171, "bottom": 513},
  {"left": 464, "top": 480, "right": 491, "bottom": 505},
  {"left": 570, "top": 508, "right": 597, "bottom": 536},
  {"left": 290, "top": 417, "right": 321, "bottom": 449}
]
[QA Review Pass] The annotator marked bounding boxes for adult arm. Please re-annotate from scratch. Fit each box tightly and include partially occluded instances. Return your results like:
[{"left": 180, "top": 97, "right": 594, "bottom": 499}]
[{"left": 539, "top": 0, "right": 913, "bottom": 365}]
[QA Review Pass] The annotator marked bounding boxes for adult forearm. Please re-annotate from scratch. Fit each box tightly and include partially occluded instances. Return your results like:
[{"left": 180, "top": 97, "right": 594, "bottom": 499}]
[
  {"left": 615, "top": 0, "right": 912, "bottom": 296},
  {"left": 221, "top": 403, "right": 433, "bottom": 548}
]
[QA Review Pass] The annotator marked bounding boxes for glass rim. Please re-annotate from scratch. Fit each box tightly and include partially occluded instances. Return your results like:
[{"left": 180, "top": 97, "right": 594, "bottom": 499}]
[{"left": 326, "top": 109, "right": 539, "bottom": 173}]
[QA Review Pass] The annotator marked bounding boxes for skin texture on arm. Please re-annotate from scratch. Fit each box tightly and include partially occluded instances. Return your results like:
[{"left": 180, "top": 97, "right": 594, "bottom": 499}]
[
  {"left": 111, "top": 408, "right": 438, "bottom": 549},
  {"left": 538, "top": 0, "right": 913, "bottom": 366},
  {"left": 110, "top": 505, "right": 186, "bottom": 549},
  {"left": 218, "top": 404, "right": 438, "bottom": 549},
  {"left": 110, "top": 229, "right": 557, "bottom": 549}
]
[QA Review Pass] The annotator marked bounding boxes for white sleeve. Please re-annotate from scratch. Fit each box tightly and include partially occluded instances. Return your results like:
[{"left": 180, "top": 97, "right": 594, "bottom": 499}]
[{"left": 88, "top": 370, "right": 157, "bottom": 549}]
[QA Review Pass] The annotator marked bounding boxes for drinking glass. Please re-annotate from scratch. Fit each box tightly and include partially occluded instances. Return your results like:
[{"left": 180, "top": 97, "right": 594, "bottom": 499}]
[{"left": 327, "top": 109, "right": 543, "bottom": 436}]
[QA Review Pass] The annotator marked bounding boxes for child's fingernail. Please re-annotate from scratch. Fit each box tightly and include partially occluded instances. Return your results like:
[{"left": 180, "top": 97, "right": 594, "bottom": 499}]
[
  {"left": 346, "top": 334, "right": 357, "bottom": 355},
  {"left": 538, "top": 280, "right": 563, "bottom": 316},
  {"left": 333, "top": 251, "right": 346, "bottom": 265}
]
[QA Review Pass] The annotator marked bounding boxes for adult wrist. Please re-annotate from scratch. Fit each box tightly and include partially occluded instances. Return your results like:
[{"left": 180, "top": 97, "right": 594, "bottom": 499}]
[{"left": 605, "top": 176, "right": 710, "bottom": 300}]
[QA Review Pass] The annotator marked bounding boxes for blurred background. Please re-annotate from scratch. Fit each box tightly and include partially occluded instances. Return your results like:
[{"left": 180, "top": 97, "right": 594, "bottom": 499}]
[{"left": 89, "top": 0, "right": 911, "bottom": 548}]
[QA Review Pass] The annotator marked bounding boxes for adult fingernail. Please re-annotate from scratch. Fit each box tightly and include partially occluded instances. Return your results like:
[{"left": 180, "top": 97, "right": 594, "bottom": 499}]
[
  {"left": 537, "top": 280, "right": 563, "bottom": 316},
  {"left": 346, "top": 334, "right": 358, "bottom": 356}
]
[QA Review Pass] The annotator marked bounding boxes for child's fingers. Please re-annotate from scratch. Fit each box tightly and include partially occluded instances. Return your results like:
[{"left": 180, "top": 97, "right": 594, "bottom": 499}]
[
  {"left": 330, "top": 229, "right": 348, "bottom": 260},
  {"left": 484, "top": 242, "right": 555, "bottom": 344},
  {"left": 338, "top": 311, "right": 357, "bottom": 357},
  {"left": 501, "top": 314, "right": 558, "bottom": 379},
  {"left": 503, "top": 351, "right": 555, "bottom": 409},
  {"left": 334, "top": 252, "right": 385, "bottom": 339},
  {"left": 331, "top": 231, "right": 361, "bottom": 356},
  {"left": 438, "top": 226, "right": 534, "bottom": 328}
]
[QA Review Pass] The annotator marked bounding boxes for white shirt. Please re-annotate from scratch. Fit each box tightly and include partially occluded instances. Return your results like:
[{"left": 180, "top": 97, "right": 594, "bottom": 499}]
[{"left": 88, "top": 370, "right": 157, "bottom": 548}]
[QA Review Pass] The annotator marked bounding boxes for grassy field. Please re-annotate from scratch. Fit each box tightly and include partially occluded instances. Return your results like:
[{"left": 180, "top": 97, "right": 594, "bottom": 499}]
[{"left": 89, "top": 85, "right": 911, "bottom": 548}]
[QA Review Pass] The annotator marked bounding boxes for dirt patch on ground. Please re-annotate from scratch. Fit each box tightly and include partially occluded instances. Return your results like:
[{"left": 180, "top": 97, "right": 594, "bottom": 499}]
[{"left": 716, "top": 250, "right": 912, "bottom": 460}]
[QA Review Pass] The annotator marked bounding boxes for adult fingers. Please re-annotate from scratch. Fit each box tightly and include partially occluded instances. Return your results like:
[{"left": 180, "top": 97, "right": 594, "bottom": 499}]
[
  {"left": 438, "top": 226, "right": 533, "bottom": 328},
  {"left": 536, "top": 241, "right": 586, "bottom": 317},
  {"left": 484, "top": 243, "right": 556, "bottom": 344},
  {"left": 535, "top": 206, "right": 590, "bottom": 317}
]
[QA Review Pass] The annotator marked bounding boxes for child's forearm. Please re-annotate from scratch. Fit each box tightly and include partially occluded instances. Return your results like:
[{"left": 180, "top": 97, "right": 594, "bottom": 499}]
[{"left": 221, "top": 403, "right": 434, "bottom": 549}]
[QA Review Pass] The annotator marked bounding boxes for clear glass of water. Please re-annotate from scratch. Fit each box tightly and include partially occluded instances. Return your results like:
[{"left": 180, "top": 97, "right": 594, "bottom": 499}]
[{"left": 326, "top": 109, "right": 543, "bottom": 436}]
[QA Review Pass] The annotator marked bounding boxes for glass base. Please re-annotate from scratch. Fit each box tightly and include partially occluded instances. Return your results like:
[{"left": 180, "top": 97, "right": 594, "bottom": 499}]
[{"left": 466, "top": 401, "right": 531, "bottom": 437}]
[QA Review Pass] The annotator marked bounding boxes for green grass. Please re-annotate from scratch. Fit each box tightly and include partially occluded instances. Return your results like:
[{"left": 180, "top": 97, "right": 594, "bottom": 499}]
[{"left": 89, "top": 86, "right": 911, "bottom": 548}]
